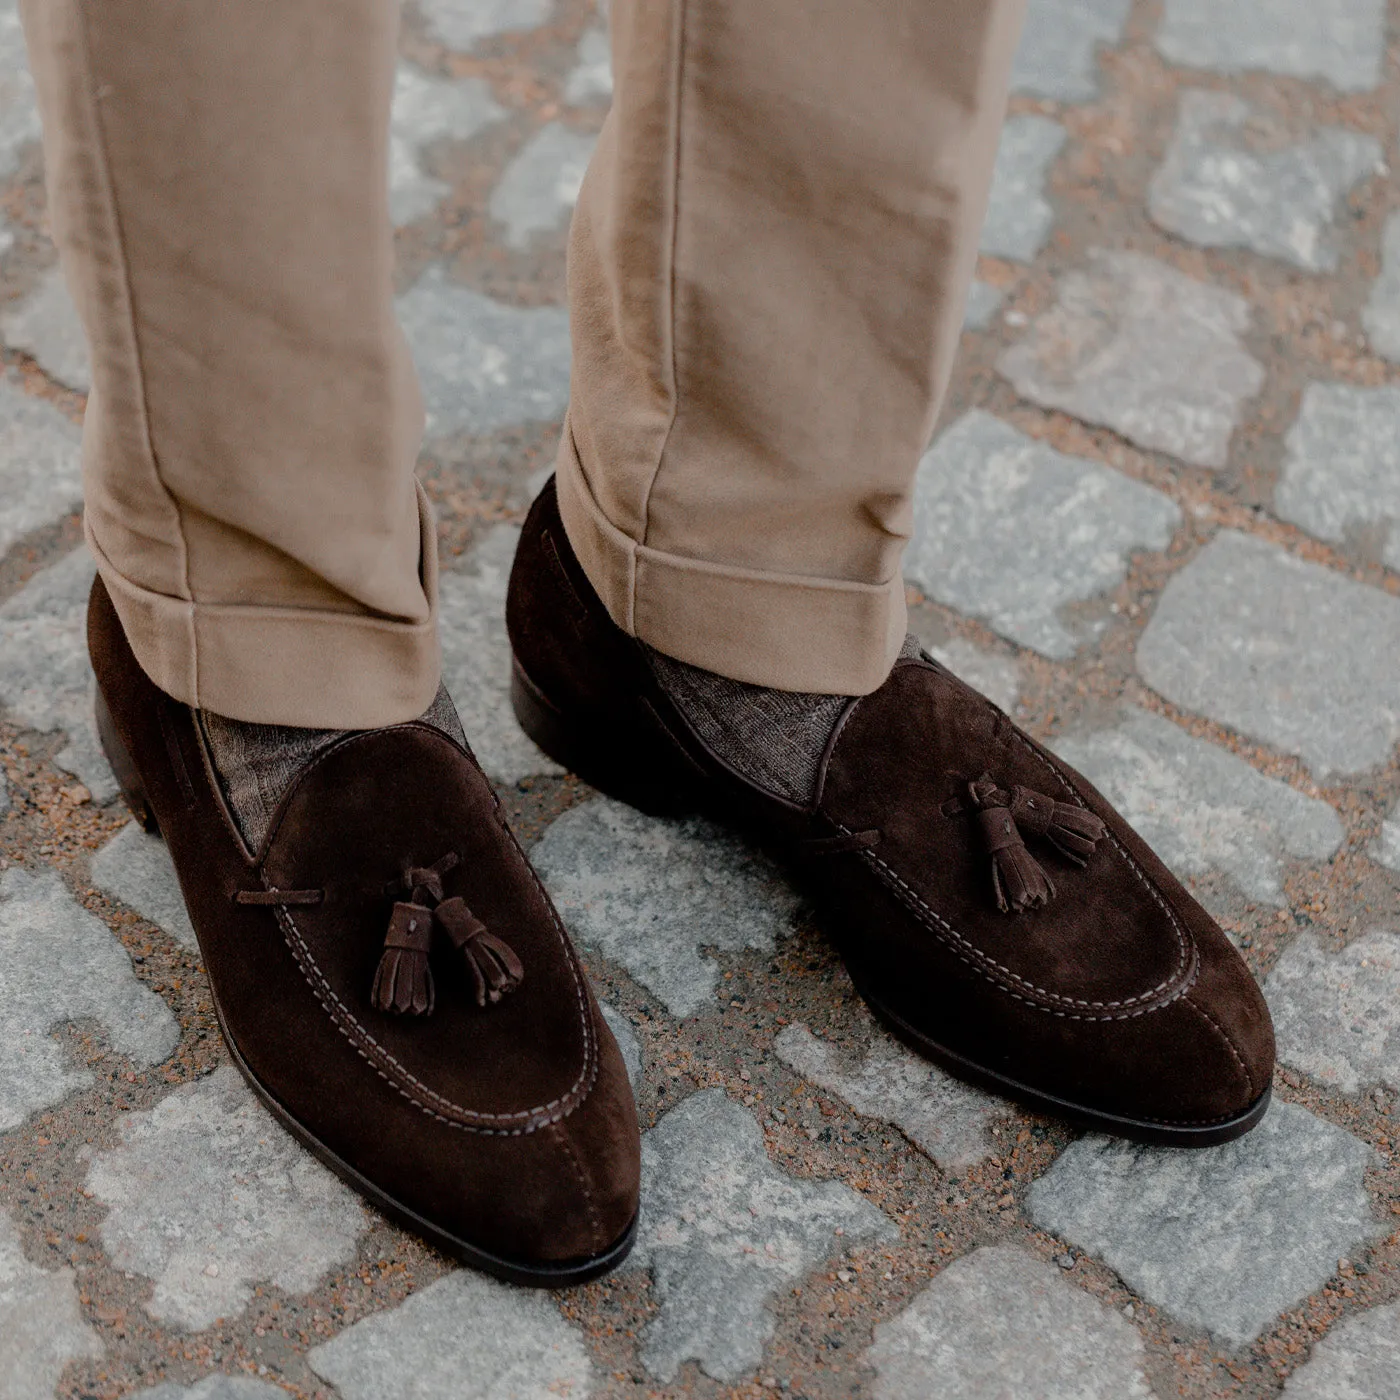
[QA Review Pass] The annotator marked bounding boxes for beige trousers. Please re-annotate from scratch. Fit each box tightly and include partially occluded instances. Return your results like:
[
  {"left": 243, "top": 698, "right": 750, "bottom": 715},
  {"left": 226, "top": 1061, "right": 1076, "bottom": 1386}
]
[{"left": 21, "top": 0, "right": 1024, "bottom": 727}]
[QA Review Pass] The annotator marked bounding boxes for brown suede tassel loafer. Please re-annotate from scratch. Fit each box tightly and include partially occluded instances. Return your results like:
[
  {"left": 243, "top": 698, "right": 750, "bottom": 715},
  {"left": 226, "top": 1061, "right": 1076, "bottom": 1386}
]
[
  {"left": 507, "top": 479, "right": 1275, "bottom": 1147},
  {"left": 89, "top": 576, "right": 640, "bottom": 1285}
]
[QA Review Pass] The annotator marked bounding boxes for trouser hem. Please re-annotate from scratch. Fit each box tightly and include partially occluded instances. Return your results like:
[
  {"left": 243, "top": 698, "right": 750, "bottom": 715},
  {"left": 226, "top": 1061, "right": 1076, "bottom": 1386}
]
[
  {"left": 87, "top": 484, "right": 442, "bottom": 729},
  {"left": 555, "top": 422, "right": 906, "bottom": 696}
]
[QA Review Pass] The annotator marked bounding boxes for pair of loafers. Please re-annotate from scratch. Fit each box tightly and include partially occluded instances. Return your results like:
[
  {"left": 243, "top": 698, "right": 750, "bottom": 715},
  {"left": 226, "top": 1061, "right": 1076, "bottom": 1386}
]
[{"left": 88, "top": 477, "right": 1272, "bottom": 1283}]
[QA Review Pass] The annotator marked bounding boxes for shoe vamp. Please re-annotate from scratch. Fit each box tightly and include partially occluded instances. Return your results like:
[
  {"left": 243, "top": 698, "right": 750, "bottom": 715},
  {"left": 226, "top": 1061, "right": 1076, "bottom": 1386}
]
[
  {"left": 818, "top": 662, "right": 1193, "bottom": 1010},
  {"left": 258, "top": 725, "right": 593, "bottom": 1125}
]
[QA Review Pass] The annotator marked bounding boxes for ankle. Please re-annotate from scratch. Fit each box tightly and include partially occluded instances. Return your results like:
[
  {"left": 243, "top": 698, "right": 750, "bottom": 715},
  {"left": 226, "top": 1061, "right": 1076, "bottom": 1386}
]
[
  {"left": 645, "top": 640, "right": 920, "bottom": 804},
  {"left": 202, "top": 683, "right": 465, "bottom": 848}
]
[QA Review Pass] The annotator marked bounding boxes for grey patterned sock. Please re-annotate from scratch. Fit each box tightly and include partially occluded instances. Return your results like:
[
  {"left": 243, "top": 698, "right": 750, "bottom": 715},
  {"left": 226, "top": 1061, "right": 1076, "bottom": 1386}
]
[
  {"left": 201, "top": 683, "right": 467, "bottom": 850},
  {"left": 646, "top": 635, "right": 922, "bottom": 805}
]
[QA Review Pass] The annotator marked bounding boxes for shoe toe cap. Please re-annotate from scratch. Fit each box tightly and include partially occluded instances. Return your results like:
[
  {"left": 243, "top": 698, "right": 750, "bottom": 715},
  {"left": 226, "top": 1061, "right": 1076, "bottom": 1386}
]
[
  {"left": 388, "top": 1004, "right": 641, "bottom": 1273},
  {"left": 1156, "top": 931, "right": 1275, "bottom": 1128},
  {"left": 1058, "top": 926, "right": 1275, "bottom": 1134}
]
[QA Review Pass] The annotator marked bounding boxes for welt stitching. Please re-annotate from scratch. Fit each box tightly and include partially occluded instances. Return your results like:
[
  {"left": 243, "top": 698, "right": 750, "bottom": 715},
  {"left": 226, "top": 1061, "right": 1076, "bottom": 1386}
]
[
  {"left": 261, "top": 729, "right": 597, "bottom": 1126},
  {"left": 1005, "top": 726, "right": 1193, "bottom": 980},
  {"left": 275, "top": 899, "right": 596, "bottom": 1130},
  {"left": 1184, "top": 995, "right": 1255, "bottom": 1098},
  {"left": 1099, "top": 1102, "right": 1261, "bottom": 1127},
  {"left": 263, "top": 923, "right": 600, "bottom": 1139},
  {"left": 859, "top": 844, "right": 1191, "bottom": 1012},
  {"left": 860, "top": 851, "right": 1198, "bottom": 1022},
  {"left": 550, "top": 1122, "right": 603, "bottom": 1246}
]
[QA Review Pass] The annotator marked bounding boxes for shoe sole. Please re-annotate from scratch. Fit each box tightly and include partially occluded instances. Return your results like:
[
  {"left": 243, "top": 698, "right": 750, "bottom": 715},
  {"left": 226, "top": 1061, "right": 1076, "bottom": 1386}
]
[
  {"left": 512, "top": 657, "right": 1272, "bottom": 1149},
  {"left": 854, "top": 978, "right": 1272, "bottom": 1147},
  {"left": 96, "top": 685, "right": 639, "bottom": 1289}
]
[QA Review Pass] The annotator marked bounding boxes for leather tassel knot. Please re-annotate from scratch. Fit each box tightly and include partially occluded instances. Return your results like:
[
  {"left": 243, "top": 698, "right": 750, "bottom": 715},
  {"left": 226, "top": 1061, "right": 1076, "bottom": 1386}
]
[
  {"left": 966, "top": 777, "right": 1107, "bottom": 915},
  {"left": 1004, "top": 784, "right": 1107, "bottom": 866},
  {"left": 369, "top": 853, "right": 524, "bottom": 1015}
]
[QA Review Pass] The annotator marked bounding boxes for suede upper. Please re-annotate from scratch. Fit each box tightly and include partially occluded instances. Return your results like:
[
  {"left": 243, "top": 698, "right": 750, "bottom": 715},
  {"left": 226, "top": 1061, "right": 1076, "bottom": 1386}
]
[
  {"left": 809, "top": 660, "right": 1272, "bottom": 1127},
  {"left": 507, "top": 478, "right": 1274, "bottom": 1141},
  {"left": 88, "top": 573, "right": 640, "bottom": 1277}
]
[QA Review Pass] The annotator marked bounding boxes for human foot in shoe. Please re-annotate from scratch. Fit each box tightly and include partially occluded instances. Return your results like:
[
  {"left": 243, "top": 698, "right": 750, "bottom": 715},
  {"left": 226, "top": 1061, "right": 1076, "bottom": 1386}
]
[
  {"left": 506, "top": 478, "right": 1274, "bottom": 1146},
  {"left": 88, "top": 575, "right": 640, "bottom": 1284}
]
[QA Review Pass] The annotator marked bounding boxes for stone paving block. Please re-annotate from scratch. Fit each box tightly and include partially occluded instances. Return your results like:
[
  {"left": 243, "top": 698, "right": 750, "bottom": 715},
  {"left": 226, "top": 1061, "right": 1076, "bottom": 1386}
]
[
  {"left": 532, "top": 797, "right": 803, "bottom": 1017},
  {"left": 91, "top": 821, "right": 197, "bottom": 950},
  {"left": 1053, "top": 706, "right": 1343, "bottom": 906},
  {"left": 0, "top": 1207, "right": 103, "bottom": 1400},
  {"left": 0, "top": 0, "right": 40, "bottom": 179},
  {"left": 1149, "top": 92, "right": 1382, "bottom": 272},
  {"left": 0, "top": 865, "right": 178, "bottom": 1132},
  {"left": 490, "top": 123, "right": 597, "bottom": 247},
  {"left": 1, "top": 263, "right": 92, "bottom": 392},
  {"left": 308, "top": 1269, "right": 593, "bottom": 1400},
  {"left": 865, "top": 1245, "right": 1154, "bottom": 1400},
  {"left": 397, "top": 264, "right": 571, "bottom": 437},
  {"left": 1282, "top": 1300, "right": 1400, "bottom": 1397},
  {"left": 634, "top": 1088, "right": 894, "bottom": 1382},
  {"left": 906, "top": 410, "right": 1181, "bottom": 658},
  {"left": 601, "top": 1002, "right": 643, "bottom": 1091},
  {"left": 1011, "top": 0, "right": 1133, "bottom": 102},
  {"left": 390, "top": 61, "right": 504, "bottom": 227},
  {"left": 0, "top": 376, "right": 84, "bottom": 559},
  {"left": 565, "top": 26, "right": 613, "bottom": 104},
  {"left": 1156, "top": 0, "right": 1385, "bottom": 93},
  {"left": 1362, "top": 212, "right": 1400, "bottom": 362},
  {"left": 962, "top": 279, "right": 1005, "bottom": 331},
  {"left": 1373, "top": 801, "right": 1400, "bottom": 873},
  {"left": 999, "top": 251, "right": 1264, "bottom": 468},
  {"left": 136, "top": 1379, "right": 289, "bottom": 1400},
  {"left": 438, "top": 523, "right": 563, "bottom": 784},
  {"left": 922, "top": 636, "right": 1021, "bottom": 712},
  {"left": 1029, "top": 1101, "right": 1380, "bottom": 1347},
  {"left": 87, "top": 1065, "right": 367, "bottom": 1330},
  {"left": 1137, "top": 531, "right": 1400, "bottom": 778},
  {"left": 416, "top": 0, "right": 551, "bottom": 50},
  {"left": 1267, "top": 930, "right": 1400, "bottom": 1095},
  {"left": 0, "top": 548, "right": 117, "bottom": 802},
  {"left": 773, "top": 1021, "right": 1002, "bottom": 1172},
  {"left": 1276, "top": 382, "right": 1400, "bottom": 570},
  {"left": 980, "top": 116, "right": 1066, "bottom": 263}
]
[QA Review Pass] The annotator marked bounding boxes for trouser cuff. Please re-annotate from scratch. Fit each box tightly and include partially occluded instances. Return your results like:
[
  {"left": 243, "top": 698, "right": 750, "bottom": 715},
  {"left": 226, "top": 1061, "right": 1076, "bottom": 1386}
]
[
  {"left": 88, "top": 484, "right": 442, "bottom": 729},
  {"left": 555, "top": 425, "right": 906, "bottom": 697}
]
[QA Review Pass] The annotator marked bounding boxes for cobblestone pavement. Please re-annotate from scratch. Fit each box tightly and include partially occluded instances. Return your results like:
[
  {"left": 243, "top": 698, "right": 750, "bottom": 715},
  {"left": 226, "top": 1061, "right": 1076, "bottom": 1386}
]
[{"left": 3, "top": 0, "right": 1400, "bottom": 1396}]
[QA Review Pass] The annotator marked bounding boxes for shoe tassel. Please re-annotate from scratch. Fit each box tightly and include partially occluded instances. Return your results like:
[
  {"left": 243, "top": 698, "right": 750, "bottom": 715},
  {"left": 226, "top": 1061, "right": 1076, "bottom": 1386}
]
[
  {"left": 967, "top": 778, "right": 1107, "bottom": 914},
  {"left": 369, "top": 854, "right": 523, "bottom": 1015}
]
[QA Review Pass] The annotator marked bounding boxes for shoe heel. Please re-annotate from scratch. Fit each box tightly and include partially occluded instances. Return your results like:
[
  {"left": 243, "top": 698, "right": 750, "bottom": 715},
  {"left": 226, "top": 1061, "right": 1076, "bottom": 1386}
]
[
  {"left": 511, "top": 659, "right": 699, "bottom": 819},
  {"left": 95, "top": 686, "right": 160, "bottom": 834}
]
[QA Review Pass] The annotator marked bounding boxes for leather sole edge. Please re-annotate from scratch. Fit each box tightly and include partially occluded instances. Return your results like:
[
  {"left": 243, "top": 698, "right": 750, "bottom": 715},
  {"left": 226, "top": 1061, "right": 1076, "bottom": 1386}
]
[{"left": 857, "top": 977, "right": 1273, "bottom": 1148}]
